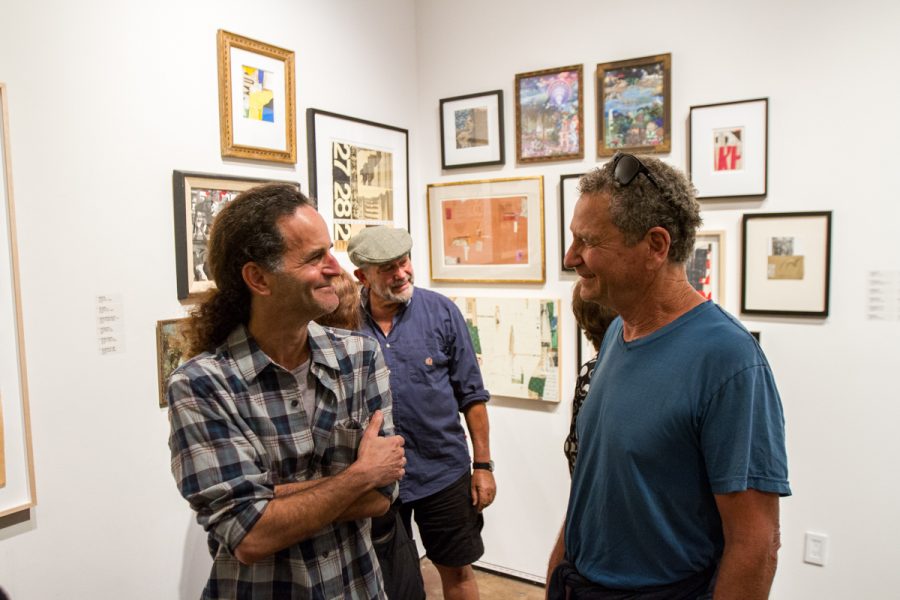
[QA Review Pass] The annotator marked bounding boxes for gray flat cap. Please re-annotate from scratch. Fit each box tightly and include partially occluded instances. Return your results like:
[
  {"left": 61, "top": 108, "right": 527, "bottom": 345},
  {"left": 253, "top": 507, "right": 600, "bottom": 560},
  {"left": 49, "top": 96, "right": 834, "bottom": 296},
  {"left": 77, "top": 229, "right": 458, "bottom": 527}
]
[{"left": 347, "top": 226, "right": 412, "bottom": 267}]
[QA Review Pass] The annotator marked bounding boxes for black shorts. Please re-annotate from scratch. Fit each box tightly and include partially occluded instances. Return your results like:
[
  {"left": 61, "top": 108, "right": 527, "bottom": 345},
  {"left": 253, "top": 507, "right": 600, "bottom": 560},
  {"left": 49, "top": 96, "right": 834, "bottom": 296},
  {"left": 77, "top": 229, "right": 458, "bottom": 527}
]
[{"left": 399, "top": 471, "right": 485, "bottom": 568}]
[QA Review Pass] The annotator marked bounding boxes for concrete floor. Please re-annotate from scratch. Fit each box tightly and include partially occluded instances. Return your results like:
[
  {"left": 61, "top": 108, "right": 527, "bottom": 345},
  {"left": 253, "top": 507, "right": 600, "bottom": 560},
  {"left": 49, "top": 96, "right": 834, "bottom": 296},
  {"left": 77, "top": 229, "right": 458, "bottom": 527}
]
[{"left": 421, "top": 559, "right": 546, "bottom": 599}]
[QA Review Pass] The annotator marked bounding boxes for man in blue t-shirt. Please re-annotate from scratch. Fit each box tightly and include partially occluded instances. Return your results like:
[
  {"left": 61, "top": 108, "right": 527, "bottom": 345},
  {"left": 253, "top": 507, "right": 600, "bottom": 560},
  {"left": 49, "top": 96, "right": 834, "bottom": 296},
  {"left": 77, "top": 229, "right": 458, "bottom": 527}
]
[
  {"left": 547, "top": 153, "right": 791, "bottom": 599},
  {"left": 349, "top": 226, "right": 496, "bottom": 600}
]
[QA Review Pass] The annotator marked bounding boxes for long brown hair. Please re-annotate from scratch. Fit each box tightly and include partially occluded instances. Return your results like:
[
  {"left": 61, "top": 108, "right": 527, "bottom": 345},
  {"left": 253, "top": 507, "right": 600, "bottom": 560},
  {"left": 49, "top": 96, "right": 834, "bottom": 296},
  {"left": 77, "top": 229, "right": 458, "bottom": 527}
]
[
  {"left": 315, "top": 269, "right": 362, "bottom": 330},
  {"left": 572, "top": 281, "right": 618, "bottom": 352},
  {"left": 182, "top": 184, "right": 315, "bottom": 356}
]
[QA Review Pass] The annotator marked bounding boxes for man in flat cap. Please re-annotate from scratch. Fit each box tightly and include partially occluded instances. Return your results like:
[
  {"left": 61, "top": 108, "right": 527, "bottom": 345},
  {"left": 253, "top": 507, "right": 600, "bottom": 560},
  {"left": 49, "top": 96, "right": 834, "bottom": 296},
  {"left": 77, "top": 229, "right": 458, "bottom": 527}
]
[{"left": 350, "top": 226, "right": 496, "bottom": 600}]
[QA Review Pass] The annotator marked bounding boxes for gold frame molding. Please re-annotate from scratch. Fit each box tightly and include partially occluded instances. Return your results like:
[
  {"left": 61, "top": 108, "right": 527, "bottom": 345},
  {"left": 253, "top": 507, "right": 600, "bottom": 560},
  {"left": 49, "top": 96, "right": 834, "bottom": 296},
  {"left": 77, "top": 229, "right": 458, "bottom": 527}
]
[
  {"left": 427, "top": 176, "right": 545, "bottom": 284},
  {"left": 515, "top": 64, "right": 584, "bottom": 164},
  {"left": 156, "top": 318, "right": 188, "bottom": 408},
  {"left": 217, "top": 30, "right": 296, "bottom": 164}
]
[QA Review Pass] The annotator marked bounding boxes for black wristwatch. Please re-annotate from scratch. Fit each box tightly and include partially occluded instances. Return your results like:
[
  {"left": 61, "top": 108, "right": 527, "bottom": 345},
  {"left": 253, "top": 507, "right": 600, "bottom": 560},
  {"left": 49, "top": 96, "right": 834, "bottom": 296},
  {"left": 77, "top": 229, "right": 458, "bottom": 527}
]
[{"left": 472, "top": 460, "right": 495, "bottom": 472}]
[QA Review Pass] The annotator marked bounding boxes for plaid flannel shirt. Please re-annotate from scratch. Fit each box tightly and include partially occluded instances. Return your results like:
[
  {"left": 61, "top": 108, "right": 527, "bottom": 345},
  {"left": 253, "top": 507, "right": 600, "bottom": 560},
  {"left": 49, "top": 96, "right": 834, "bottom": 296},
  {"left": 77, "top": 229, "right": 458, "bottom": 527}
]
[{"left": 168, "top": 322, "right": 397, "bottom": 600}]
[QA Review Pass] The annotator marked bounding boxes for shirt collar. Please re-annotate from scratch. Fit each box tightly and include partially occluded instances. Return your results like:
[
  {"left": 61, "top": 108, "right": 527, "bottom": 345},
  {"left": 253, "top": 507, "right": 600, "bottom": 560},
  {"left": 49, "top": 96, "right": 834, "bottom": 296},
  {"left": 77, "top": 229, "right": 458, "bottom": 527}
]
[{"left": 226, "top": 322, "right": 340, "bottom": 384}]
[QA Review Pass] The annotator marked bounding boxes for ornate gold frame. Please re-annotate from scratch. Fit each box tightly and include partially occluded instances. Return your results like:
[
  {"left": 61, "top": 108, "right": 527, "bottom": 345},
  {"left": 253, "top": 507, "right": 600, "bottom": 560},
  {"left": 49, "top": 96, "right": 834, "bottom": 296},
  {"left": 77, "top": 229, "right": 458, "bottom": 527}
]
[
  {"left": 217, "top": 30, "right": 296, "bottom": 164},
  {"left": 515, "top": 64, "right": 584, "bottom": 164},
  {"left": 156, "top": 318, "right": 188, "bottom": 408}
]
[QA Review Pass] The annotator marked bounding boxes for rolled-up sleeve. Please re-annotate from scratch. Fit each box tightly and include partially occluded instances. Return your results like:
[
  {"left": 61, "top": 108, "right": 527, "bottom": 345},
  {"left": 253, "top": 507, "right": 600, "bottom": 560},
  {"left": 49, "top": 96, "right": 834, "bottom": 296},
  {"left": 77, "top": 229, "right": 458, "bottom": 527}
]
[{"left": 167, "top": 371, "right": 274, "bottom": 553}]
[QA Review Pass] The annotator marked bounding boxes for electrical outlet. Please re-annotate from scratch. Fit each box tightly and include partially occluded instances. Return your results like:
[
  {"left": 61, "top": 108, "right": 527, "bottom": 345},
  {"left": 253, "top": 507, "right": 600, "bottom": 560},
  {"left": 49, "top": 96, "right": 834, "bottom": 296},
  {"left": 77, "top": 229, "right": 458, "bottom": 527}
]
[{"left": 804, "top": 532, "right": 828, "bottom": 566}]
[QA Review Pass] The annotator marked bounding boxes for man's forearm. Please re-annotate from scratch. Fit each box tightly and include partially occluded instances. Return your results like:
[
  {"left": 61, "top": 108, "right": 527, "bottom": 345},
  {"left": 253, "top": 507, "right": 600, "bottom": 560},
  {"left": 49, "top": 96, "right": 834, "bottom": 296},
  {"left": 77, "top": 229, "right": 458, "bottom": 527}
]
[
  {"left": 235, "top": 463, "right": 378, "bottom": 565},
  {"left": 712, "top": 540, "right": 778, "bottom": 599},
  {"left": 463, "top": 401, "right": 491, "bottom": 461},
  {"left": 275, "top": 478, "right": 390, "bottom": 522}
]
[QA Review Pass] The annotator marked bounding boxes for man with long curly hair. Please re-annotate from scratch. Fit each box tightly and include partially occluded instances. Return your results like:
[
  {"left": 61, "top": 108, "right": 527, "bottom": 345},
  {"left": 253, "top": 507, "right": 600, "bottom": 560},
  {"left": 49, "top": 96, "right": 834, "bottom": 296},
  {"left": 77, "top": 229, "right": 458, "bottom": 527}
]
[{"left": 167, "top": 184, "right": 406, "bottom": 599}]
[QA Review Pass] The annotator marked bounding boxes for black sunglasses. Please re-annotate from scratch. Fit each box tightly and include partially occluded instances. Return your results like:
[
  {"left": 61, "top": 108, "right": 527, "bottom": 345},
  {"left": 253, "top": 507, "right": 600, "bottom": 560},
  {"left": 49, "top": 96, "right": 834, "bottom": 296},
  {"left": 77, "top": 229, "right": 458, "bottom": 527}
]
[{"left": 612, "top": 152, "right": 661, "bottom": 191}]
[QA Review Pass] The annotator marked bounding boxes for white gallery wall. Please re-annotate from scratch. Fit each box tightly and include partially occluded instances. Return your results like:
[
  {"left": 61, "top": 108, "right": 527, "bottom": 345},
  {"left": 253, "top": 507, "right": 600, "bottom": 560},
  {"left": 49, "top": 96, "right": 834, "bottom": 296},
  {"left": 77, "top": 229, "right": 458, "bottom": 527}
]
[
  {"left": 412, "top": 0, "right": 900, "bottom": 598},
  {"left": 0, "top": 0, "right": 897, "bottom": 598}
]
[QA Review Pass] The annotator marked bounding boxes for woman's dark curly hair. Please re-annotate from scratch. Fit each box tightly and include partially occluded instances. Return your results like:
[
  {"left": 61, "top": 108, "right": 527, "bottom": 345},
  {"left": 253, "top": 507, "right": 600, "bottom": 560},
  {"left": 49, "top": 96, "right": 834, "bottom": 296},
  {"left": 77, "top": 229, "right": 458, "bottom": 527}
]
[{"left": 182, "top": 183, "right": 315, "bottom": 356}]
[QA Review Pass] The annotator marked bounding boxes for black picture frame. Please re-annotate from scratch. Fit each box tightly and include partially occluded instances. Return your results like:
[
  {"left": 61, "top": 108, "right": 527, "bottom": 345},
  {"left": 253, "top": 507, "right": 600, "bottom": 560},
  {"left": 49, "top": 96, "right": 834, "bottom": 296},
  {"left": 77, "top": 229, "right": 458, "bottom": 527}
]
[
  {"left": 172, "top": 171, "right": 300, "bottom": 300},
  {"left": 741, "top": 211, "right": 832, "bottom": 317},
  {"left": 559, "top": 173, "right": 583, "bottom": 271},
  {"left": 306, "top": 108, "right": 410, "bottom": 272},
  {"left": 439, "top": 90, "right": 505, "bottom": 169}
]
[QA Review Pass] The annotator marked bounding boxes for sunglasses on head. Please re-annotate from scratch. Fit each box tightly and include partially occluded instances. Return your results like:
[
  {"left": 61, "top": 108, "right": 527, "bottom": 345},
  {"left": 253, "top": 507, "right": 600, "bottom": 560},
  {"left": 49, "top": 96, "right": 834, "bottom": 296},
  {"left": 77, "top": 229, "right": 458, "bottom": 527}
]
[{"left": 612, "top": 152, "right": 661, "bottom": 191}]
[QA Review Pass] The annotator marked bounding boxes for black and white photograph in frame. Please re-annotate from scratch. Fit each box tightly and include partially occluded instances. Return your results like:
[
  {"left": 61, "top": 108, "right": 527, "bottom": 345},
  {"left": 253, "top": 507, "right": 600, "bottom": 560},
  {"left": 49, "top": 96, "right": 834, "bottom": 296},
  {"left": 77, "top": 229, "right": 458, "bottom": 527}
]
[
  {"left": 440, "top": 90, "right": 505, "bottom": 169},
  {"left": 741, "top": 211, "right": 832, "bottom": 317},
  {"left": 689, "top": 98, "right": 768, "bottom": 199},
  {"left": 307, "top": 108, "right": 409, "bottom": 273},
  {"left": 559, "top": 173, "right": 583, "bottom": 271}
]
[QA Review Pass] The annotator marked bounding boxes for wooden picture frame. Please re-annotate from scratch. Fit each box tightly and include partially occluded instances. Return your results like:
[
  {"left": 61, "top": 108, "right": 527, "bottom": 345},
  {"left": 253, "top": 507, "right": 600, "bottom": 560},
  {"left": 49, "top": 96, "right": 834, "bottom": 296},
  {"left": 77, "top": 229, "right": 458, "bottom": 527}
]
[
  {"left": 687, "top": 230, "right": 726, "bottom": 305},
  {"left": 427, "top": 176, "right": 545, "bottom": 283},
  {"left": 741, "top": 212, "right": 832, "bottom": 317},
  {"left": 172, "top": 171, "right": 300, "bottom": 300},
  {"left": 307, "top": 108, "right": 410, "bottom": 273},
  {"left": 0, "top": 83, "right": 37, "bottom": 517},
  {"left": 689, "top": 98, "right": 768, "bottom": 199},
  {"left": 217, "top": 30, "right": 296, "bottom": 164},
  {"left": 440, "top": 90, "right": 505, "bottom": 169},
  {"left": 596, "top": 53, "right": 671, "bottom": 157},
  {"left": 156, "top": 318, "right": 188, "bottom": 408},
  {"left": 515, "top": 64, "right": 584, "bottom": 163},
  {"left": 559, "top": 173, "right": 583, "bottom": 272}
]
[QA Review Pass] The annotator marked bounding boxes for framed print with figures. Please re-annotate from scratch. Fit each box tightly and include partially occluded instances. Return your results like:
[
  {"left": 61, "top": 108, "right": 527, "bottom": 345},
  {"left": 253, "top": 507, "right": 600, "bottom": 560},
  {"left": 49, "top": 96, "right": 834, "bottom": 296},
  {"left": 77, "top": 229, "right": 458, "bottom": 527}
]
[{"left": 516, "top": 65, "right": 584, "bottom": 163}]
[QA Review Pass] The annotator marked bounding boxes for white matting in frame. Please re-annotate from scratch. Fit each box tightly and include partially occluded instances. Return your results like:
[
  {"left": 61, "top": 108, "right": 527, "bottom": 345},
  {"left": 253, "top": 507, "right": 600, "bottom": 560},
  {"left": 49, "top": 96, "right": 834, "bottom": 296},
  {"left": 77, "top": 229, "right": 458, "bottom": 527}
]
[
  {"left": 0, "top": 83, "right": 37, "bottom": 516},
  {"left": 690, "top": 98, "right": 767, "bottom": 199},
  {"left": 427, "top": 176, "right": 545, "bottom": 283},
  {"left": 742, "top": 211, "right": 832, "bottom": 317},
  {"left": 687, "top": 231, "right": 725, "bottom": 305},
  {"left": 307, "top": 109, "right": 409, "bottom": 274},
  {"left": 440, "top": 90, "right": 504, "bottom": 169}
]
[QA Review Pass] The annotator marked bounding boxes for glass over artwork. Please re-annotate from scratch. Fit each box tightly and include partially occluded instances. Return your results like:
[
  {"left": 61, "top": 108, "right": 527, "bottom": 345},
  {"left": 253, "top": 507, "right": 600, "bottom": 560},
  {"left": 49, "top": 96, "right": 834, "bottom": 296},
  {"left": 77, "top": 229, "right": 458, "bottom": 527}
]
[
  {"left": 597, "top": 54, "right": 671, "bottom": 156},
  {"left": 453, "top": 297, "right": 560, "bottom": 403},
  {"left": 516, "top": 65, "right": 584, "bottom": 162},
  {"left": 440, "top": 196, "right": 528, "bottom": 266},
  {"left": 331, "top": 142, "right": 394, "bottom": 253}
]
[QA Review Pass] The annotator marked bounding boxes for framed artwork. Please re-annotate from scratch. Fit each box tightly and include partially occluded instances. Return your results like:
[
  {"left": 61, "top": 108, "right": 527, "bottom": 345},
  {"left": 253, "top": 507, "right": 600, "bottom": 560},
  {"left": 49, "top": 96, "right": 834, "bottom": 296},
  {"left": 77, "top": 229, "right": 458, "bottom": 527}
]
[
  {"left": 156, "top": 318, "right": 188, "bottom": 408},
  {"left": 452, "top": 297, "right": 560, "bottom": 403},
  {"left": 172, "top": 171, "right": 300, "bottom": 300},
  {"left": 515, "top": 65, "right": 584, "bottom": 163},
  {"left": 596, "top": 53, "right": 671, "bottom": 157},
  {"left": 687, "top": 231, "right": 725, "bottom": 304},
  {"left": 559, "top": 173, "right": 583, "bottom": 271},
  {"left": 427, "top": 176, "right": 545, "bottom": 283},
  {"left": 0, "top": 83, "right": 37, "bottom": 517},
  {"left": 741, "top": 211, "right": 832, "bottom": 317},
  {"left": 440, "top": 90, "right": 505, "bottom": 169},
  {"left": 217, "top": 30, "right": 296, "bottom": 164},
  {"left": 689, "top": 98, "right": 768, "bottom": 199},
  {"left": 307, "top": 108, "right": 410, "bottom": 273}
]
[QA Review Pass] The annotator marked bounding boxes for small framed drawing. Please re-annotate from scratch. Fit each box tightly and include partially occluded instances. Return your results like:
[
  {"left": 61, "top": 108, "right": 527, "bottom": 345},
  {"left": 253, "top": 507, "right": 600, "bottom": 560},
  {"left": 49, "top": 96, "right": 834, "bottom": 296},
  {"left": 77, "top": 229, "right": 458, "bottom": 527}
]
[
  {"left": 217, "top": 30, "right": 296, "bottom": 164},
  {"left": 173, "top": 171, "right": 300, "bottom": 300},
  {"left": 515, "top": 64, "right": 584, "bottom": 163},
  {"left": 307, "top": 108, "right": 409, "bottom": 273},
  {"left": 741, "top": 211, "right": 832, "bottom": 317},
  {"left": 427, "top": 176, "right": 545, "bottom": 283},
  {"left": 440, "top": 90, "right": 505, "bottom": 169},
  {"left": 559, "top": 173, "right": 584, "bottom": 271},
  {"left": 689, "top": 98, "right": 768, "bottom": 199},
  {"left": 156, "top": 318, "right": 188, "bottom": 408},
  {"left": 687, "top": 231, "right": 725, "bottom": 304},
  {"left": 1, "top": 83, "right": 37, "bottom": 516},
  {"left": 596, "top": 53, "right": 671, "bottom": 157}
]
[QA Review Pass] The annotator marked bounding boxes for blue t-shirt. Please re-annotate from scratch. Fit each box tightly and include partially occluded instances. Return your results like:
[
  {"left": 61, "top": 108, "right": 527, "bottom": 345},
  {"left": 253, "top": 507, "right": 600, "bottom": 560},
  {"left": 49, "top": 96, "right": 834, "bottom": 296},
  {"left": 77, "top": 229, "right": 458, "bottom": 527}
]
[
  {"left": 360, "top": 287, "right": 490, "bottom": 502},
  {"left": 565, "top": 301, "right": 791, "bottom": 588}
]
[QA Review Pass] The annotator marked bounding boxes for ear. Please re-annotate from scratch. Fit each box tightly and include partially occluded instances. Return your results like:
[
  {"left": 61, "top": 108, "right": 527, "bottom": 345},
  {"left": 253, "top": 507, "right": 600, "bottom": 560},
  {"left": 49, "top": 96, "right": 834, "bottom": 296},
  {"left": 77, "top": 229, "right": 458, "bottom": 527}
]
[
  {"left": 242, "top": 262, "right": 274, "bottom": 297},
  {"left": 644, "top": 226, "right": 671, "bottom": 268},
  {"left": 353, "top": 267, "right": 369, "bottom": 286}
]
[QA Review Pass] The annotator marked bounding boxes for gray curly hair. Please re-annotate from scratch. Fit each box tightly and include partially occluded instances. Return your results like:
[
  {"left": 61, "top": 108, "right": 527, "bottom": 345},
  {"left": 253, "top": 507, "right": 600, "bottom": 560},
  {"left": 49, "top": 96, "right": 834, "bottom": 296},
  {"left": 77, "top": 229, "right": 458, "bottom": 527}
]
[{"left": 578, "top": 156, "right": 702, "bottom": 263}]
